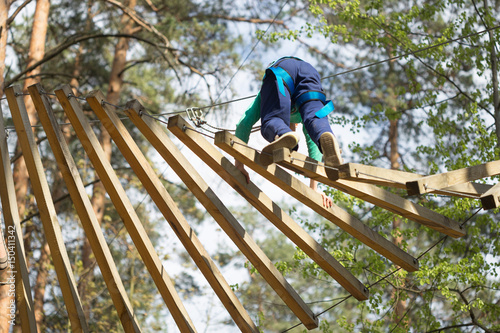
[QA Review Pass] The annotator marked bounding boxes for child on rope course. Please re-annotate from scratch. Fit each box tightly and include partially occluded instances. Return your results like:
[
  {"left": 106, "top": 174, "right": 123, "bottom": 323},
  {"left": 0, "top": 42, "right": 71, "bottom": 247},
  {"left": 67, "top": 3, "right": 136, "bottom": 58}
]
[{"left": 234, "top": 56, "right": 343, "bottom": 207}]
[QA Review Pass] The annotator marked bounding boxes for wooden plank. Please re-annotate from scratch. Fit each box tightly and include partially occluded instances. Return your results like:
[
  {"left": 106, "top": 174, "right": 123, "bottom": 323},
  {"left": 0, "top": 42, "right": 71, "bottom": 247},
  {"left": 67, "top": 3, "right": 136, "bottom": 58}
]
[
  {"left": 479, "top": 181, "right": 500, "bottom": 210},
  {"left": 54, "top": 85, "right": 197, "bottom": 333},
  {"left": 122, "top": 102, "right": 321, "bottom": 326},
  {"left": 336, "top": 163, "right": 419, "bottom": 187},
  {"left": 164, "top": 115, "right": 369, "bottom": 301},
  {"left": 273, "top": 148, "right": 465, "bottom": 238},
  {"left": 0, "top": 103, "right": 37, "bottom": 332},
  {"left": 5, "top": 85, "right": 89, "bottom": 331},
  {"left": 406, "top": 160, "right": 500, "bottom": 196},
  {"left": 84, "top": 91, "right": 260, "bottom": 333},
  {"left": 29, "top": 83, "right": 142, "bottom": 332},
  {"left": 335, "top": 163, "right": 491, "bottom": 198},
  {"left": 213, "top": 130, "right": 420, "bottom": 272}
]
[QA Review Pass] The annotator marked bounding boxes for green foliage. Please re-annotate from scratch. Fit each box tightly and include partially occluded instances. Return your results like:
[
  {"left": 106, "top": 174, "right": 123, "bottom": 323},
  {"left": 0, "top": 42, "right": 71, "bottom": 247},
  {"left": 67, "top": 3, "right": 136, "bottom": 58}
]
[{"left": 230, "top": 0, "right": 500, "bottom": 331}]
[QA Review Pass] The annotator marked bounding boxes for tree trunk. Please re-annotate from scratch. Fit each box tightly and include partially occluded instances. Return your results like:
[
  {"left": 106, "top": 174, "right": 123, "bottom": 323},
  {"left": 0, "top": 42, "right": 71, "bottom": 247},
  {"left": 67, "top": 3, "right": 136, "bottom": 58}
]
[
  {"left": 389, "top": 118, "right": 407, "bottom": 322},
  {"left": 483, "top": 0, "right": 500, "bottom": 153},
  {"left": 32, "top": 242, "right": 49, "bottom": 330},
  {"left": 0, "top": 2, "right": 12, "bottom": 332},
  {"left": 9, "top": 0, "right": 51, "bottom": 331},
  {"left": 79, "top": 0, "right": 137, "bottom": 318},
  {"left": 0, "top": 0, "right": 8, "bottom": 94}
]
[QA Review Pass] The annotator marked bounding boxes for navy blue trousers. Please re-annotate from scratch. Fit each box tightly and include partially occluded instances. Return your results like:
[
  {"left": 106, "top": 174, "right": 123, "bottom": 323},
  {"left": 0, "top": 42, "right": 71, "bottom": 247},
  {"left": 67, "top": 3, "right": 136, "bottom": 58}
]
[{"left": 260, "top": 58, "right": 333, "bottom": 148}]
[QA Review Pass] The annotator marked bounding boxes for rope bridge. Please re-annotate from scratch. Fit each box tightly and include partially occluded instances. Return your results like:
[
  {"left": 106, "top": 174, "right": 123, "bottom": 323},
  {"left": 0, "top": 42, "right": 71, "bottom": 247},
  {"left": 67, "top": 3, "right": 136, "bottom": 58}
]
[{"left": 0, "top": 83, "right": 498, "bottom": 332}]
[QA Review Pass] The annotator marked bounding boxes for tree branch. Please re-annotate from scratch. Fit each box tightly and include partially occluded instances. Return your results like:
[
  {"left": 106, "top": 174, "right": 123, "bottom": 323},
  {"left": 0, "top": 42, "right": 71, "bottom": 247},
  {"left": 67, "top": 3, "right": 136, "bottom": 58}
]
[
  {"left": 103, "top": 0, "right": 173, "bottom": 50},
  {"left": 425, "top": 322, "right": 475, "bottom": 333},
  {"left": 450, "top": 288, "right": 493, "bottom": 333},
  {"left": 103, "top": 0, "right": 183, "bottom": 82},
  {"left": 5, "top": 33, "right": 178, "bottom": 87},
  {"left": 20, "top": 178, "right": 101, "bottom": 225},
  {"left": 209, "top": 14, "right": 284, "bottom": 25},
  {"left": 7, "top": 0, "right": 32, "bottom": 25}
]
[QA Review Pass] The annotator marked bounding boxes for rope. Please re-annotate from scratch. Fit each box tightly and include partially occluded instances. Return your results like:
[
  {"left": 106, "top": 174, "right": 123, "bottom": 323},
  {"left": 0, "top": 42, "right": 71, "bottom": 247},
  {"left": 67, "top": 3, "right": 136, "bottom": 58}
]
[
  {"left": 280, "top": 207, "right": 483, "bottom": 333},
  {"left": 168, "top": 23, "right": 500, "bottom": 132},
  {"left": 2, "top": 23, "right": 497, "bottom": 134},
  {"left": 289, "top": 154, "right": 340, "bottom": 172},
  {"left": 210, "top": 0, "right": 290, "bottom": 111},
  {"left": 2, "top": 91, "right": 131, "bottom": 133}
]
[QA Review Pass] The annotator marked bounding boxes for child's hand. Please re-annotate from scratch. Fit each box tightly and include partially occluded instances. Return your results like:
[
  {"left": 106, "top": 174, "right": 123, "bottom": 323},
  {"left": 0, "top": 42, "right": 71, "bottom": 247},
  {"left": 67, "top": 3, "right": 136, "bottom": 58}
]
[{"left": 320, "top": 192, "right": 333, "bottom": 208}]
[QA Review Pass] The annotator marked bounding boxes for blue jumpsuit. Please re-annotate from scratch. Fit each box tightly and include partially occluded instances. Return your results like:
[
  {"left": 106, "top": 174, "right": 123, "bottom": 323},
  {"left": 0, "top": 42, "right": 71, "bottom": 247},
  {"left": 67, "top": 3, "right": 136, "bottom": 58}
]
[{"left": 260, "top": 57, "right": 334, "bottom": 150}]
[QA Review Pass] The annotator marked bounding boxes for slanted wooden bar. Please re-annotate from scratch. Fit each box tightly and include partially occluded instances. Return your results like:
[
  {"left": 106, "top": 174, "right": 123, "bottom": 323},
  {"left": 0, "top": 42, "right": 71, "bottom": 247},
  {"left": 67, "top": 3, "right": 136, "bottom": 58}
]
[
  {"left": 29, "top": 83, "right": 142, "bottom": 332},
  {"left": 214, "top": 130, "right": 419, "bottom": 272},
  {"left": 0, "top": 104, "right": 37, "bottom": 332},
  {"left": 130, "top": 108, "right": 367, "bottom": 303},
  {"left": 480, "top": 182, "right": 500, "bottom": 210},
  {"left": 273, "top": 148, "right": 465, "bottom": 238},
  {"left": 85, "top": 91, "right": 261, "bottom": 332},
  {"left": 116, "top": 101, "right": 321, "bottom": 327},
  {"left": 406, "top": 160, "right": 500, "bottom": 196},
  {"left": 5, "top": 85, "right": 89, "bottom": 332},
  {"left": 165, "top": 115, "right": 369, "bottom": 300},
  {"left": 326, "top": 162, "right": 491, "bottom": 198},
  {"left": 54, "top": 85, "right": 197, "bottom": 333}
]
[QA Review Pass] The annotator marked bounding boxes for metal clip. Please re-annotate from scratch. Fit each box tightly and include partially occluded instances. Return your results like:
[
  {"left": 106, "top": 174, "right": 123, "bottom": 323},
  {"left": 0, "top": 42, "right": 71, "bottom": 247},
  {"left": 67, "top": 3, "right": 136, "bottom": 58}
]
[{"left": 186, "top": 107, "right": 206, "bottom": 127}]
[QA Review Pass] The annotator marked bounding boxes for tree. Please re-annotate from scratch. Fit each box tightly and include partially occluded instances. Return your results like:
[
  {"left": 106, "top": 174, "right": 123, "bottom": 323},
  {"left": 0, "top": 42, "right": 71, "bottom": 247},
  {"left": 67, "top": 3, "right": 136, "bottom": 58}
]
[
  {"left": 246, "top": 0, "right": 500, "bottom": 331},
  {"left": 1, "top": 0, "right": 269, "bottom": 330}
]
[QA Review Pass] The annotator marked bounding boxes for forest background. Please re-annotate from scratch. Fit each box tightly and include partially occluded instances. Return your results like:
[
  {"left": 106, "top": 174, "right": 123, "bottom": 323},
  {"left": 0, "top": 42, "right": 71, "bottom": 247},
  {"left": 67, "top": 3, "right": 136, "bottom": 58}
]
[{"left": 0, "top": 0, "right": 499, "bottom": 332}]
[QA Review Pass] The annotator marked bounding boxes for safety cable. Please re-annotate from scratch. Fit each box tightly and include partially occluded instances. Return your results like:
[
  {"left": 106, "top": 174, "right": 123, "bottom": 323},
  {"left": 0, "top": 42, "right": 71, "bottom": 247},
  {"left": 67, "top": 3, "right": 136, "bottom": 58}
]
[
  {"left": 175, "top": 23, "right": 500, "bottom": 129},
  {"left": 280, "top": 207, "right": 483, "bottom": 333},
  {"left": 2, "top": 23, "right": 498, "bottom": 134},
  {"left": 210, "top": 0, "right": 291, "bottom": 112},
  {"left": 2, "top": 91, "right": 490, "bottom": 202},
  {"left": 321, "top": 25, "right": 500, "bottom": 81}
]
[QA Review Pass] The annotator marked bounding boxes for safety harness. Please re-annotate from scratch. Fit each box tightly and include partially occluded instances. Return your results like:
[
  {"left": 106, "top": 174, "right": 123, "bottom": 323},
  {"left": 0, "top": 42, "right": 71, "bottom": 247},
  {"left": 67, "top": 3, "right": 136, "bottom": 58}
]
[{"left": 266, "top": 57, "right": 335, "bottom": 119}]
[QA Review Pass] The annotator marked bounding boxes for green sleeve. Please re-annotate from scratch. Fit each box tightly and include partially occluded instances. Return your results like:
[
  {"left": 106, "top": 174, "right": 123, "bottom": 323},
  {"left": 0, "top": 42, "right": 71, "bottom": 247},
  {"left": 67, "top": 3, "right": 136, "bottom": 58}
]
[
  {"left": 235, "top": 93, "right": 261, "bottom": 143},
  {"left": 303, "top": 125, "right": 323, "bottom": 162}
]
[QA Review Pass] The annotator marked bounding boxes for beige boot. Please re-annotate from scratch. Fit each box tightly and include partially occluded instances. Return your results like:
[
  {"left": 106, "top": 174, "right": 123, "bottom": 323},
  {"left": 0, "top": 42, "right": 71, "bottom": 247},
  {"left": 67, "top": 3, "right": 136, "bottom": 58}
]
[
  {"left": 260, "top": 132, "right": 300, "bottom": 166},
  {"left": 319, "top": 132, "right": 343, "bottom": 178}
]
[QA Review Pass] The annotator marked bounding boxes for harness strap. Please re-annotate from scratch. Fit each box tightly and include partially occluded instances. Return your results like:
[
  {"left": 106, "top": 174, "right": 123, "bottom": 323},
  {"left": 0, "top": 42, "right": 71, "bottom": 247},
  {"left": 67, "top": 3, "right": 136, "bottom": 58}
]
[
  {"left": 268, "top": 66, "right": 295, "bottom": 97},
  {"left": 315, "top": 100, "right": 335, "bottom": 118},
  {"left": 294, "top": 91, "right": 326, "bottom": 108},
  {"left": 266, "top": 58, "right": 335, "bottom": 118},
  {"left": 294, "top": 91, "right": 335, "bottom": 118}
]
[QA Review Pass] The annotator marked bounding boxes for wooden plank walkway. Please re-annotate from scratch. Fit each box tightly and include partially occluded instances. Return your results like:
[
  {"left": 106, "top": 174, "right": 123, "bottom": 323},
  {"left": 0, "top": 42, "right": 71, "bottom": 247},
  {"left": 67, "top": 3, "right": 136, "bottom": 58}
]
[
  {"left": 166, "top": 115, "right": 369, "bottom": 301},
  {"left": 213, "top": 130, "right": 419, "bottom": 272},
  {"left": 406, "top": 160, "right": 500, "bottom": 196},
  {"left": 6, "top": 85, "right": 89, "bottom": 332},
  {"left": 336, "top": 163, "right": 491, "bottom": 198},
  {"left": 29, "top": 83, "right": 142, "bottom": 332},
  {"left": 122, "top": 102, "right": 322, "bottom": 326},
  {"left": 272, "top": 148, "right": 465, "bottom": 238},
  {"left": 0, "top": 99, "right": 37, "bottom": 332},
  {"left": 84, "top": 91, "right": 262, "bottom": 332},
  {"left": 55, "top": 85, "right": 198, "bottom": 333}
]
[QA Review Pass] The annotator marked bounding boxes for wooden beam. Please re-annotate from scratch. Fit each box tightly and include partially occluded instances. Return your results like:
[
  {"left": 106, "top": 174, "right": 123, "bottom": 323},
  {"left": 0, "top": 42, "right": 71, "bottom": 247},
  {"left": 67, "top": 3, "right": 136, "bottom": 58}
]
[
  {"left": 334, "top": 163, "right": 491, "bottom": 198},
  {"left": 273, "top": 148, "right": 465, "bottom": 238},
  {"left": 480, "top": 181, "right": 500, "bottom": 210},
  {"left": 54, "top": 85, "right": 197, "bottom": 333},
  {"left": 165, "top": 115, "right": 369, "bottom": 301},
  {"left": 122, "top": 102, "right": 321, "bottom": 326},
  {"left": 406, "top": 160, "right": 500, "bottom": 196},
  {"left": 5, "top": 85, "right": 89, "bottom": 332},
  {"left": 84, "top": 91, "right": 260, "bottom": 333},
  {"left": 213, "top": 130, "right": 419, "bottom": 272},
  {"left": 335, "top": 163, "right": 419, "bottom": 187},
  {"left": 29, "top": 83, "right": 142, "bottom": 332},
  {"left": 0, "top": 102, "right": 37, "bottom": 332}
]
